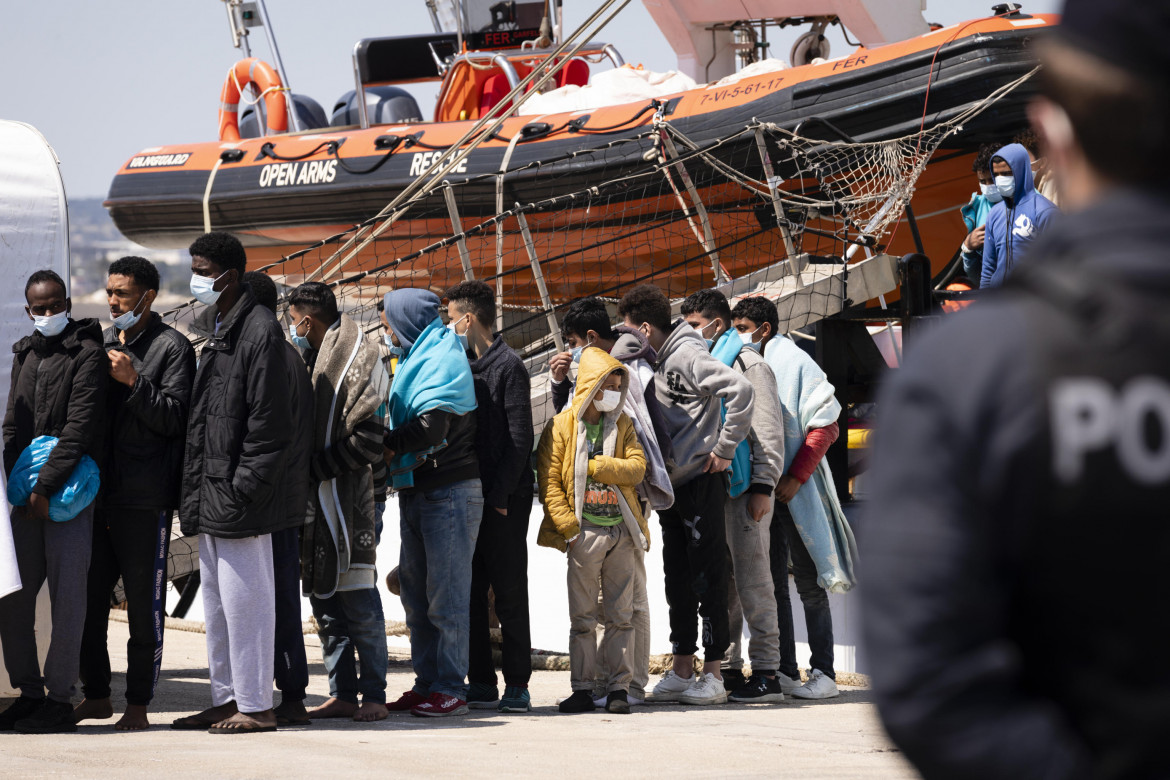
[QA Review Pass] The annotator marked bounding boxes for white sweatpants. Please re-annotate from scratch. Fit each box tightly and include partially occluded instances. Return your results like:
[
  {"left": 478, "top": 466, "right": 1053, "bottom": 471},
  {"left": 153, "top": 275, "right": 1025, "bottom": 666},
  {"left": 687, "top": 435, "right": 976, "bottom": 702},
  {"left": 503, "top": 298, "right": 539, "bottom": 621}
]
[{"left": 200, "top": 533, "right": 275, "bottom": 713}]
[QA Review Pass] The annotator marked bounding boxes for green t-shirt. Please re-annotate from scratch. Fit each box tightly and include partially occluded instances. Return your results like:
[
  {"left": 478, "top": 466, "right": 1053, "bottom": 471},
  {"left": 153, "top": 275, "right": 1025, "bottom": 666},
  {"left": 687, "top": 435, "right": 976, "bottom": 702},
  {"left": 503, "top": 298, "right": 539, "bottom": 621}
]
[{"left": 582, "top": 420, "right": 622, "bottom": 527}]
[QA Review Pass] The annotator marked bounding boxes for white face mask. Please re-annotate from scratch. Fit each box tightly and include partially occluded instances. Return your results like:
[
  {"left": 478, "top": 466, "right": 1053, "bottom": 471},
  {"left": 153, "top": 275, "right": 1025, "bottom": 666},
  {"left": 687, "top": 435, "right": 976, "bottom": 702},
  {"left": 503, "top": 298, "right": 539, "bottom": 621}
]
[
  {"left": 447, "top": 313, "right": 469, "bottom": 351},
  {"left": 592, "top": 389, "right": 622, "bottom": 413},
  {"left": 190, "top": 270, "right": 229, "bottom": 305},
  {"left": 981, "top": 182, "right": 1003, "bottom": 204},
  {"left": 32, "top": 310, "right": 69, "bottom": 338},
  {"left": 995, "top": 175, "right": 1016, "bottom": 200},
  {"left": 738, "top": 324, "right": 763, "bottom": 350}
]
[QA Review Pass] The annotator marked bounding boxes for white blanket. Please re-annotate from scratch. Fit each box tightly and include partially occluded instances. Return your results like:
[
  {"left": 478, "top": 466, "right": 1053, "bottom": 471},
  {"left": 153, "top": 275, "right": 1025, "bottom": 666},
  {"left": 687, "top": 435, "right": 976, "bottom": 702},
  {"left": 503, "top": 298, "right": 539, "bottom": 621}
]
[
  {"left": 518, "top": 65, "right": 697, "bottom": 116},
  {"left": 1, "top": 475, "right": 21, "bottom": 598}
]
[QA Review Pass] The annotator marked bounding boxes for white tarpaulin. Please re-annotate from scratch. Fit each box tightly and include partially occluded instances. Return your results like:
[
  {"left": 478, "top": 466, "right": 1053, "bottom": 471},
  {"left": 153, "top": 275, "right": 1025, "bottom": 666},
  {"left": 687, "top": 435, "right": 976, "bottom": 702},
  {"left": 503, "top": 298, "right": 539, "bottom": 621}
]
[{"left": 0, "top": 121, "right": 69, "bottom": 690}]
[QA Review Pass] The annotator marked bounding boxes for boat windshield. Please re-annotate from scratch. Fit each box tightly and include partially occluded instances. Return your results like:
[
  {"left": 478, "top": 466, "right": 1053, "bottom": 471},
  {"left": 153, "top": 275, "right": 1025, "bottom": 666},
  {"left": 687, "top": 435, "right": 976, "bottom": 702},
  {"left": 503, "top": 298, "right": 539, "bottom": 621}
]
[{"left": 431, "top": 0, "right": 548, "bottom": 49}]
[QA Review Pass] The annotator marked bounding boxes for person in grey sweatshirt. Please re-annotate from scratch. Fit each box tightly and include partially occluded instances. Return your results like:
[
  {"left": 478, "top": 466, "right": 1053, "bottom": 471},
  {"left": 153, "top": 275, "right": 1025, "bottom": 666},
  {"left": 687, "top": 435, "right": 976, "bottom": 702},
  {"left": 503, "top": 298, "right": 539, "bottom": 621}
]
[
  {"left": 618, "top": 284, "right": 753, "bottom": 707},
  {"left": 681, "top": 289, "right": 786, "bottom": 705}
]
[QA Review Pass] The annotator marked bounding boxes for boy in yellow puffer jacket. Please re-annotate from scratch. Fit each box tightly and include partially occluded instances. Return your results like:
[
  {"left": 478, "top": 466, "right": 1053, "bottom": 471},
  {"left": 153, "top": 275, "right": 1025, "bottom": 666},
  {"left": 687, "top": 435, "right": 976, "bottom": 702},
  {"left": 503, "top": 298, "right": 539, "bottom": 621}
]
[{"left": 537, "top": 347, "right": 647, "bottom": 715}]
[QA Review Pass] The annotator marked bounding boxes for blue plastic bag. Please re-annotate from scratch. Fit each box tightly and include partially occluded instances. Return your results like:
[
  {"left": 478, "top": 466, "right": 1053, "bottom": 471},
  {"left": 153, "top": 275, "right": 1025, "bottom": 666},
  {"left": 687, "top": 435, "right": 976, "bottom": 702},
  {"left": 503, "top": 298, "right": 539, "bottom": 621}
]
[{"left": 6, "top": 435, "right": 101, "bottom": 522}]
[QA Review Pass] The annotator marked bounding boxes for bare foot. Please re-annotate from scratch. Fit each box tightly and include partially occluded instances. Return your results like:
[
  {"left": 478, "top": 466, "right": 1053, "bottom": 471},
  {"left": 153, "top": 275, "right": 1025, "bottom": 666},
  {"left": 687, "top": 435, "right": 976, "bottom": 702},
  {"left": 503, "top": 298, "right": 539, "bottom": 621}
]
[
  {"left": 273, "top": 699, "right": 310, "bottom": 725},
  {"left": 354, "top": 701, "right": 388, "bottom": 722},
  {"left": 306, "top": 697, "right": 358, "bottom": 719},
  {"left": 208, "top": 709, "right": 277, "bottom": 733},
  {"left": 115, "top": 704, "right": 150, "bottom": 731},
  {"left": 171, "top": 701, "right": 238, "bottom": 729},
  {"left": 73, "top": 697, "right": 115, "bottom": 723}
]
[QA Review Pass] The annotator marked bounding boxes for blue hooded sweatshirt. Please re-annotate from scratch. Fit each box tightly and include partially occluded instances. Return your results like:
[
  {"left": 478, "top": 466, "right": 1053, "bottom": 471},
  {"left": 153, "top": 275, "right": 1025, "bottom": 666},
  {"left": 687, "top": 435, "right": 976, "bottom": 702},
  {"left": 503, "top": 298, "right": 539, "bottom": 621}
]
[{"left": 980, "top": 143, "right": 1060, "bottom": 288}]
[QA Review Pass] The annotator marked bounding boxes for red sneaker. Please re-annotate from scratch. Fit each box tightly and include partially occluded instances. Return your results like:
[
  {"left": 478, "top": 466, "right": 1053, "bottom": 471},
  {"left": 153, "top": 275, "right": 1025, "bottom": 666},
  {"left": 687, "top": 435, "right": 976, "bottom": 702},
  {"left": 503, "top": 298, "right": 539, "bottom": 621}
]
[
  {"left": 411, "top": 692, "right": 469, "bottom": 718},
  {"left": 386, "top": 690, "right": 429, "bottom": 712}
]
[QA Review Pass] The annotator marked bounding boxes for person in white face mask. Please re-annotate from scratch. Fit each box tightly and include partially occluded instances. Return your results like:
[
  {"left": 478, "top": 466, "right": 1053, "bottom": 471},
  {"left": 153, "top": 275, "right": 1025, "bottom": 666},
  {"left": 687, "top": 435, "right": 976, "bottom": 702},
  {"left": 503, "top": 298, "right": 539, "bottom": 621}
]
[
  {"left": 536, "top": 349, "right": 647, "bottom": 715},
  {"left": 0, "top": 270, "right": 108, "bottom": 734},
  {"left": 680, "top": 289, "right": 788, "bottom": 704},
  {"left": 959, "top": 143, "right": 1002, "bottom": 282},
  {"left": 980, "top": 142, "right": 1060, "bottom": 288}
]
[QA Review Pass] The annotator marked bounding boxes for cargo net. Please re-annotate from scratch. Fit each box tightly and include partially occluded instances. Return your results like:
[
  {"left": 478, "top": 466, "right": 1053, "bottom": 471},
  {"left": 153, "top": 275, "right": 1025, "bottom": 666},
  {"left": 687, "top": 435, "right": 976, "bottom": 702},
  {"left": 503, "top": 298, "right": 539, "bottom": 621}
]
[{"left": 159, "top": 113, "right": 963, "bottom": 437}]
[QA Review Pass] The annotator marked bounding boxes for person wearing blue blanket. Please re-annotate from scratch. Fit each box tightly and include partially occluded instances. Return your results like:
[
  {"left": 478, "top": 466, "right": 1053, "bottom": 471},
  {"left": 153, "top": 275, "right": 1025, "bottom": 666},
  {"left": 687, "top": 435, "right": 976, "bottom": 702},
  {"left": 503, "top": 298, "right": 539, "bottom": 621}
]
[
  {"left": 0, "top": 269, "right": 109, "bottom": 735},
  {"left": 379, "top": 288, "right": 482, "bottom": 718}
]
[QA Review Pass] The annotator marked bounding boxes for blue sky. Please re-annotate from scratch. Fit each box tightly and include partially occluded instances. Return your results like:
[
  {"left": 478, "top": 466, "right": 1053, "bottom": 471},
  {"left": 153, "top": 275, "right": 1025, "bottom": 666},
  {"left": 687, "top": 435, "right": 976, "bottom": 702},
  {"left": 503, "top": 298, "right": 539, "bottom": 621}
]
[{"left": 1, "top": 0, "right": 1058, "bottom": 199}]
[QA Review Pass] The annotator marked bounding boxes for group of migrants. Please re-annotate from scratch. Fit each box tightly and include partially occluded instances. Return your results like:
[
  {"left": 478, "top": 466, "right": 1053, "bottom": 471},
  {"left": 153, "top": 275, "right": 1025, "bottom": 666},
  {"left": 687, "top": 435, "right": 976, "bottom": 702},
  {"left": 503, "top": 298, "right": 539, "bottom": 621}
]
[{"left": 0, "top": 231, "right": 854, "bottom": 734}]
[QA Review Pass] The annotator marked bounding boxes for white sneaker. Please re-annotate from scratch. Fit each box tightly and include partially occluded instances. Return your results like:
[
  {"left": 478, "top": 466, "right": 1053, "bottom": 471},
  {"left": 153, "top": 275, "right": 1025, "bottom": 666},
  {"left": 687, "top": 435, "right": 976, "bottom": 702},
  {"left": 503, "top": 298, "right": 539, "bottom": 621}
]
[
  {"left": 678, "top": 672, "right": 729, "bottom": 706},
  {"left": 789, "top": 669, "right": 840, "bottom": 699},
  {"left": 648, "top": 670, "right": 695, "bottom": 703},
  {"left": 775, "top": 671, "right": 803, "bottom": 695}
]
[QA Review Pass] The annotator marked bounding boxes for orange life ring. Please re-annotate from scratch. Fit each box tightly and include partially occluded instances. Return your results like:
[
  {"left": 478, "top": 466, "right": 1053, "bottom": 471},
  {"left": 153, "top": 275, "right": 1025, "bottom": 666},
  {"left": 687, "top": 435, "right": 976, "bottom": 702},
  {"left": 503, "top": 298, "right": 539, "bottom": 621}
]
[{"left": 218, "top": 58, "right": 288, "bottom": 142}]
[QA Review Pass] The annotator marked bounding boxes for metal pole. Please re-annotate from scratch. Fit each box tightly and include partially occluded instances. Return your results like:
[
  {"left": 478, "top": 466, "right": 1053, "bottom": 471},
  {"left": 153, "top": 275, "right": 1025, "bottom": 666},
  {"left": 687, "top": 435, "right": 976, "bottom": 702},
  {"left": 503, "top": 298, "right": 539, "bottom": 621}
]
[
  {"left": 253, "top": 0, "right": 301, "bottom": 132},
  {"left": 352, "top": 42, "right": 370, "bottom": 130},
  {"left": 660, "top": 131, "right": 724, "bottom": 284},
  {"left": 516, "top": 207, "right": 564, "bottom": 352},
  {"left": 443, "top": 183, "right": 475, "bottom": 281},
  {"left": 752, "top": 127, "right": 802, "bottom": 288}
]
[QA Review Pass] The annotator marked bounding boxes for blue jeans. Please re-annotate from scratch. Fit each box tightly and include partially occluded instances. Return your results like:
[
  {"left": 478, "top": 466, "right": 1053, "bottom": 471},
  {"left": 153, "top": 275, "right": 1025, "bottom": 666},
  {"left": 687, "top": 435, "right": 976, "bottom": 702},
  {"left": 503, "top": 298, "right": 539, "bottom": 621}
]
[
  {"left": 310, "top": 587, "right": 388, "bottom": 704},
  {"left": 398, "top": 478, "right": 483, "bottom": 699}
]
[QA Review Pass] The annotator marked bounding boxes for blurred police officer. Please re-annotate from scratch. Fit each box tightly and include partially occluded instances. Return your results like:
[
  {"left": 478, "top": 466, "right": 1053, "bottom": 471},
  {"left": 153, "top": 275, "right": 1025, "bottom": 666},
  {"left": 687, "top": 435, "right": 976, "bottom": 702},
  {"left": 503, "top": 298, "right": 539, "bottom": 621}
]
[{"left": 863, "top": 2, "right": 1170, "bottom": 778}]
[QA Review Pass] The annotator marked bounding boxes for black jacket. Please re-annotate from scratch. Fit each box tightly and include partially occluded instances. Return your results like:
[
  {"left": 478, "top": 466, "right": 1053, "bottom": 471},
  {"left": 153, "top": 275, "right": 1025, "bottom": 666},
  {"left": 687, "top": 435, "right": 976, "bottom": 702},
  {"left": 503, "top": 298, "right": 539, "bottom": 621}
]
[
  {"left": 469, "top": 336, "right": 533, "bottom": 508},
  {"left": 863, "top": 189, "right": 1170, "bottom": 780},
  {"left": 384, "top": 408, "right": 478, "bottom": 494},
  {"left": 283, "top": 341, "right": 313, "bottom": 529},
  {"left": 4, "top": 318, "right": 108, "bottom": 497},
  {"left": 101, "top": 314, "right": 196, "bottom": 511},
  {"left": 180, "top": 288, "right": 300, "bottom": 538}
]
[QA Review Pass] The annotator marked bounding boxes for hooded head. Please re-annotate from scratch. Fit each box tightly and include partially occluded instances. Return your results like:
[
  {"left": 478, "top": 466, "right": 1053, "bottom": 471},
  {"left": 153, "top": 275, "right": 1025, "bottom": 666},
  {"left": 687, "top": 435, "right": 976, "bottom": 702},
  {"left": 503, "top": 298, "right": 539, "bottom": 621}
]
[
  {"left": 990, "top": 143, "right": 1036, "bottom": 203},
  {"left": 382, "top": 288, "right": 440, "bottom": 352},
  {"left": 571, "top": 346, "right": 629, "bottom": 421}
]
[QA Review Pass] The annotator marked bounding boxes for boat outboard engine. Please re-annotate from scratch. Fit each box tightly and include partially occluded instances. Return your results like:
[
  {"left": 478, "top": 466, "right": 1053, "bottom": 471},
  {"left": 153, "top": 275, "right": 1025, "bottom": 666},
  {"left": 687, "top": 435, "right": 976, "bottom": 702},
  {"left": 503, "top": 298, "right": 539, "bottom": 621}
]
[
  {"left": 239, "top": 94, "right": 329, "bottom": 138},
  {"left": 331, "top": 87, "right": 424, "bottom": 127}
]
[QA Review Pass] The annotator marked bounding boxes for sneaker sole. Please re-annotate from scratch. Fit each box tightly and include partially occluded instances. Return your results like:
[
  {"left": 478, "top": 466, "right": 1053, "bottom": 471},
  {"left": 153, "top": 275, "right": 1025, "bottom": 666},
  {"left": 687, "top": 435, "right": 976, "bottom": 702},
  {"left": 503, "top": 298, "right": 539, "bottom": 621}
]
[
  {"left": 729, "top": 692, "right": 786, "bottom": 704},
  {"left": 411, "top": 705, "right": 469, "bottom": 717},
  {"left": 498, "top": 704, "right": 531, "bottom": 713},
  {"left": 677, "top": 692, "right": 729, "bottom": 706},
  {"left": 467, "top": 701, "right": 499, "bottom": 710},
  {"left": 789, "top": 690, "right": 840, "bottom": 700}
]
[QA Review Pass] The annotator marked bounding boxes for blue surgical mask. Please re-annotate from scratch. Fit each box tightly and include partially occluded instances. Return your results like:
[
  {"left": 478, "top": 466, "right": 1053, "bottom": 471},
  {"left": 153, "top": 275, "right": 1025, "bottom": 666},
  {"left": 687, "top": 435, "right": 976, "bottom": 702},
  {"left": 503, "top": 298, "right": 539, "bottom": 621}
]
[
  {"left": 995, "top": 175, "right": 1015, "bottom": 200},
  {"left": 980, "top": 182, "right": 1003, "bottom": 204},
  {"left": 388, "top": 344, "right": 406, "bottom": 358},
  {"left": 33, "top": 311, "right": 69, "bottom": 338},
  {"left": 112, "top": 292, "right": 148, "bottom": 331},
  {"left": 190, "top": 270, "right": 228, "bottom": 305},
  {"left": 289, "top": 317, "right": 311, "bottom": 350},
  {"left": 570, "top": 337, "right": 594, "bottom": 364},
  {"left": 383, "top": 332, "right": 394, "bottom": 348}
]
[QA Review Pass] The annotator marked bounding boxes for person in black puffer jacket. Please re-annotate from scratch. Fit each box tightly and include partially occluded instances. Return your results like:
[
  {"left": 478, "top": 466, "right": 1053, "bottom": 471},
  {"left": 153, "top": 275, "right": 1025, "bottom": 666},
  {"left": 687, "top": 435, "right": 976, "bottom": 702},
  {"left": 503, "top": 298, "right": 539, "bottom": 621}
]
[
  {"left": 75, "top": 257, "right": 196, "bottom": 732},
  {"left": 0, "top": 270, "right": 108, "bottom": 735},
  {"left": 172, "top": 232, "right": 302, "bottom": 735}
]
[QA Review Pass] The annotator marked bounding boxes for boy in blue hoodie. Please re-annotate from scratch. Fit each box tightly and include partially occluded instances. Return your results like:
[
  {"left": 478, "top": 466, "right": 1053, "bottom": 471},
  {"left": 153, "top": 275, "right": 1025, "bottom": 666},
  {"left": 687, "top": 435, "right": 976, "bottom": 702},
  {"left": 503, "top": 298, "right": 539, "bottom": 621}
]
[{"left": 980, "top": 142, "right": 1060, "bottom": 288}]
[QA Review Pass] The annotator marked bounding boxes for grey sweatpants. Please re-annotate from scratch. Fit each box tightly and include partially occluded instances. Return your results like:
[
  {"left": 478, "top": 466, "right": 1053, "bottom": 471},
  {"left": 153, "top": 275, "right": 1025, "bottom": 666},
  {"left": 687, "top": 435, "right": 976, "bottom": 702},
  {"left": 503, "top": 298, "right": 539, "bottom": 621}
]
[
  {"left": 0, "top": 502, "right": 94, "bottom": 703},
  {"left": 724, "top": 494, "right": 781, "bottom": 673},
  {"left": 200, "top": 533, "right": 276, "bottom": 713},
  {"left": 568, "top": 523, "right": 638, "bottom": 694}
]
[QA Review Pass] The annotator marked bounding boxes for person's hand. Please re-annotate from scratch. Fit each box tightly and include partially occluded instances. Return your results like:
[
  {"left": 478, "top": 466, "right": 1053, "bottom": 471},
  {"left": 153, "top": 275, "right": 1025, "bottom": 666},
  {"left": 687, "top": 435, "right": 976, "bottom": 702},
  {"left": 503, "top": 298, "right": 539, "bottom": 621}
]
[
  {"left": 703, "top": 452, "right": 732, "bottom": 473},
  {"left": 383, "top": 446, "right": 396, "bottom": 464},
  {"left": 775, "top": 474, "right": 801, "bottom": 504},
  {"left": 747, "top": 492, "right": 772, "bottom": 523},
  {"left": 566, "top": 534, "right": 579, "bottom": 552},
  {"left": 549, "top": 350, "right": 573, "bottom": 382},
  {"left": 966, "top": 226, "right": 985, "bottom": 252},
  {"left": 28, "top": 492, "right": 50, "bottom": 522},
  {"left": 108, "top": 350, "right": 139, "bottom": 388},
  {"left": 494, "top": 506, "right": 508, "bottom": 516}
]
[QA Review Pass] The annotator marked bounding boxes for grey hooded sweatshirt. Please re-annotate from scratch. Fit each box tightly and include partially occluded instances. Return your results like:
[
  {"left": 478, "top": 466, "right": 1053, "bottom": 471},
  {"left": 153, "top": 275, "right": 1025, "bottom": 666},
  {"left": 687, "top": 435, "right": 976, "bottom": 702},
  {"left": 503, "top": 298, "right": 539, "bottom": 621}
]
[{"left": 653, "top": 320, "right": 754, "bottom": 486}]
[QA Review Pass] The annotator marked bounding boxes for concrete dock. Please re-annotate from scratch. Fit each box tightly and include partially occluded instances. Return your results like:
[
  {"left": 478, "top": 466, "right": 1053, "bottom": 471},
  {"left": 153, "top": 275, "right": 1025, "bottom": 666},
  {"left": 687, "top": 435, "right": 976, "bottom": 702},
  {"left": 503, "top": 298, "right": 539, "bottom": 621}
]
[{"left": 0, "top": 616, "right": 916, "bottom": 778}]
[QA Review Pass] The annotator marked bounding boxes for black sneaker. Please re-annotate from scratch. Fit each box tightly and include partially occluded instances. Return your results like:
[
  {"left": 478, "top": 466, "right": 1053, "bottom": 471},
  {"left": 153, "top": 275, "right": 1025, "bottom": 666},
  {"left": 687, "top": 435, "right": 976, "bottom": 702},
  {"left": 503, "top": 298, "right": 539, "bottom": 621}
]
[
  {"left": 15, "top": 699, "right": 77, "bottom": 734},
  {"left": 722, "top": 668, "right": 747, "bottom": 693},
  {"left": 558, "top": 690, "right": 596, "bottom": 714},
  {"left": 0, "top": 697, "right": 43, "bottom": 731},
  {"left": 729, "top": 673, "right": 785, "bottom": 703},
  {"left": 605, "top": 689, "right": 630, "bottom": 714}
]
